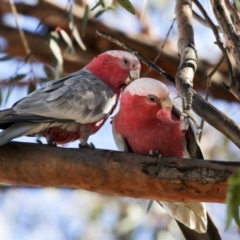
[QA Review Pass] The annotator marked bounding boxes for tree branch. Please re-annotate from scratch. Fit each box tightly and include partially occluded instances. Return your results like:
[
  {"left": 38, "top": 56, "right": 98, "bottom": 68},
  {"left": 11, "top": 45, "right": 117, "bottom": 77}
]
[
  {"left": 192, "top": 10, "right": 221, "bottom": 32},
  {"left": 0, "top": 142, "right": 238, "bottom": 203},
  {"left": 175, "top": 0, "right": 198, "bottom": 129}
]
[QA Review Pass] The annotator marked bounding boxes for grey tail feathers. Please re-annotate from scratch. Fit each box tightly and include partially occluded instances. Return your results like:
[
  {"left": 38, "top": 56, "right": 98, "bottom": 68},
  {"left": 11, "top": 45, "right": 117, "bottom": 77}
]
[
  {"left": 176, "top": 213, "right": 221, "bottom": 240},
  {"left": 0, "top": 122, "right": 38, "bottom": 146}
]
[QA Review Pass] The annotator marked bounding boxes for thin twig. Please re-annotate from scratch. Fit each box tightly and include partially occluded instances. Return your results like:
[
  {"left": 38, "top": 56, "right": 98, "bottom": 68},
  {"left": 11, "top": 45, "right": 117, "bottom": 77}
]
[
  {"left": 8, "top": 0, "right": 31, "bottom": 55},
  {"left": 192, "top": 10, "right": 221, "bottom": 32},
  {"left": 199, "top": 56, "right": 224, "bottom": 141},
  {"left": 95, "top": 31, "right": 176, "bottom": 84},
  {"left": 143, "top": 18, "right": 176, "bottom": 77}
]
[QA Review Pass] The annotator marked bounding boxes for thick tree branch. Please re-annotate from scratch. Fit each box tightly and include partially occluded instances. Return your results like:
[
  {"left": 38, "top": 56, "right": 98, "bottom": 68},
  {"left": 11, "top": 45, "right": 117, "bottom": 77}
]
[{"left": 0, "top": 142, "right": 238, "bottom": 203}]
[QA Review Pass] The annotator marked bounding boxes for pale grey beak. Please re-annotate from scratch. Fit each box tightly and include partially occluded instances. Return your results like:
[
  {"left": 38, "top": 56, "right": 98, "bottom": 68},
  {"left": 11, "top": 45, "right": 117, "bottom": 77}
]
[
  {"left": 161, "top": 96, "right": 172, "bottom": 109},
  {"left": 125, "top": 69, "right": 140, "bottom": 85},
  {"left": 129, "top": 69, "right": 140, "bottom": 80}
]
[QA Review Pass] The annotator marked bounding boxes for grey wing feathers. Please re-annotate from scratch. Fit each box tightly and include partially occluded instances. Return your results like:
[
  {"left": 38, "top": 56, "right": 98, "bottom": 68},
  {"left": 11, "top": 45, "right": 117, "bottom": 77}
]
[
  {"left": 172, "top": 103, "right": 204, "bottom": 159},
  {"left": 0, "top": 122, "right": 40, "bottom": 146},
  {"left": 2, "top": 69, "right": 116, "bottom": 124}
]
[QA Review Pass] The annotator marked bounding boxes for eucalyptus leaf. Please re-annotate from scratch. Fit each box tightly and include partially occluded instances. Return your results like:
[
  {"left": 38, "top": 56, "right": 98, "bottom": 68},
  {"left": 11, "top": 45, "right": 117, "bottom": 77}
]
[
  {"left": 10, "top": 74, "right": 27, "bottom": 82},
  {"left": 28, "top": 84, "right": 36, "bottom": 94},
  {"left": 91, "top": 0, "right": 104, "bottom": 11},
  {"left": 117, "top": 0, "right": 135, "bottom": 15},
  {"left": 59, "top": 29, "right": 75, "bottom": 54},
  {"left": 44, "top": 64, "right": 54, "bottom": 80},
  {"left": 82, "top": 5, "right": 90, "bottom": 37},
  {"left": 49, "top": 32, "right": 63, "bottom": 79},
  {"left": 226, "top": 168, "right": 240, "bottom": 229},
  {"left": 69, "top": 22, "right": 86, "bottom": 51}
]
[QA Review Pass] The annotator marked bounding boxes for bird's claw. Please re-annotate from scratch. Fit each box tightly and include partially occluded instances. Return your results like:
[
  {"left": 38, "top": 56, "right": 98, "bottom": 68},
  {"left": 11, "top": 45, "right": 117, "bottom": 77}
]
[
  {"left": 149, "top": 150, "right": 161, "bottom": 157},
  {"left": 149, "top": 150, "right": 162, "bottom": 164},
  {"left": 37, "top": 139, "right": 43, "bottom": 144},
  {"left": 79, "top": 142, "right": 95, "bottom": 149},
  {"left": 181, "top": 92, "right": 200, "bottom": 131},
  {"left": 180, "top": 112, "right": 189, "bottom": 132}
]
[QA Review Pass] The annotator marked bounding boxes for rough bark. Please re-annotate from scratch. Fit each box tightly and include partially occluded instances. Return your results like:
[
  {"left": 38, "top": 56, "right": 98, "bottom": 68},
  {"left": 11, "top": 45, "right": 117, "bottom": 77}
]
[
  {"left": 211, "top": 0, "right": 240, "bottom": 100},
  {"left": 0, "top": 142, "right": 238, "bottom": 203},
  {"left": 175, "top": 0, "right": 198, "bottom": 128}
]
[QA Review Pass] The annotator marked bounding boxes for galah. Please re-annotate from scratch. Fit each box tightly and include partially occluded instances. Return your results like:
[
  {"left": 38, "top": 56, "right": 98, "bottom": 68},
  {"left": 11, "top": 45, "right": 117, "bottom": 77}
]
[
  {"left": 112, "top": 78, "right": 221, "bottom": 240},
  {"left": 0, "top": 50, "right": 140, "bottom": 147}
]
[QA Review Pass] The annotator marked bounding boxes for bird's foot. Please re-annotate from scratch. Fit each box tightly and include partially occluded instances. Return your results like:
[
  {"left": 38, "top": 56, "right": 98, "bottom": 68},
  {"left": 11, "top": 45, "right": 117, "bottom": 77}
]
[
  {"left": 180, "top": 93, "right": 200, "bottom": 131},
  {"left": 37, "top": 139, "right": 43, "bottom": 144},
  {"left": 149, "top": 150, "right": 162, "bottom": 164},
  {"left": 79, "top": 142, "right": 95, "bottom": 149},
  {"left": 149, "top": 150, "right": 161, "bottom": 157},
  {"left": 47, "top": 138, "right": 57, "bottom": 147}
]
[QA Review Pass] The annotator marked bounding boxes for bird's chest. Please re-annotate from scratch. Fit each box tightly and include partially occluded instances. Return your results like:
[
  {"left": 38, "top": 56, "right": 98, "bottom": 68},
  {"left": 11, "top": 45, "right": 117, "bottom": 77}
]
[{"left": 124, "top": 119, "right": 185, "bottom": 158}]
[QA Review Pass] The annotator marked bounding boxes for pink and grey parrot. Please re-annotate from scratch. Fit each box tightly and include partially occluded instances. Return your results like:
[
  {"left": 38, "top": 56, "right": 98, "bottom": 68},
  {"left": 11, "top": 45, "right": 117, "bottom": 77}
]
[
  {"left": 112, "top": 78, "right": 221, "bottom": 240},
  {"left": 0, "top": 50, "right": 140, "bottom": 147}
]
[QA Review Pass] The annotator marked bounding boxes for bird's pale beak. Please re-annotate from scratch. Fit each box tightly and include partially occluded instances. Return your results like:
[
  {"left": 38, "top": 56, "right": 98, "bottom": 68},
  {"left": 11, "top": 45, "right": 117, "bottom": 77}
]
[
  {"left": 161, "top": 96, "right": 172, "bottom": 109},
  {"left": 125, "top": 69, "right": 140, "bottom": 85}
]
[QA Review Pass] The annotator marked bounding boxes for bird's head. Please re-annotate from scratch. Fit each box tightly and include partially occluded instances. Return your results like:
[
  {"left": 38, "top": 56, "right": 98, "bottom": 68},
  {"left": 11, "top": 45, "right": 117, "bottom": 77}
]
[
  {"left": 120, "top": 78, "right": 172, "bottom": 120},
  {"left": 86, "top": 50, "right": 141, "bottom": 93}
]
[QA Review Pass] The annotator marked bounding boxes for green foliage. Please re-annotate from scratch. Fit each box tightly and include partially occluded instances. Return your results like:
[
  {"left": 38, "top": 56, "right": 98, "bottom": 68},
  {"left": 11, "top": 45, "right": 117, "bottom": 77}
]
[
  {"left": 82, "top": 5, "right": 90, "bottom": 37},
  {"left": 226, "top": 168, "right": 240, "bottom": 229},
  {"left": 234, "top": 0, "right": 240, "bottom": 12},
  {"left": 91, "top": 0, "right": 104, "bottom": 11},
  {"left": 28, "top": 84, "right": 36, "bottom": 94},
  {"left": 43, "top": 64, "right": 54, "bottom": 80},
  {"left": 10, "top": 74, "right": 27, "bottom": 82},
  {"left": 49, "top": 31, "right": 63, "bottom": 79},
  {"left": 90, "top": 0, "right": 115, "bottom": 18},
  {"left": 117, "top": 0, "right": 135, "bottom": 15},
  {"left": 68, "top": 4, "right": 86, "bottom": 51},
  {"left": 59, "top": 29, "right": 75, "bottom": 54}
]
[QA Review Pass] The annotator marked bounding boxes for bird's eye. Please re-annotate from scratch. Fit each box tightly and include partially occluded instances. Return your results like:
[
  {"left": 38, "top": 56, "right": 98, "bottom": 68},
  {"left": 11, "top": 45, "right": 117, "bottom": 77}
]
[
  {"left": 123, "top": 59, "right": 130, "bottom": 65},
  {"left": 147, "top": 95, "right": 158, "bottom": 103}
]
